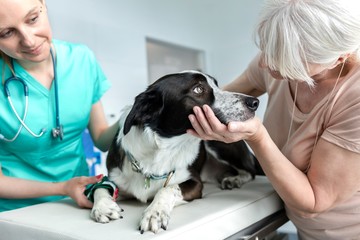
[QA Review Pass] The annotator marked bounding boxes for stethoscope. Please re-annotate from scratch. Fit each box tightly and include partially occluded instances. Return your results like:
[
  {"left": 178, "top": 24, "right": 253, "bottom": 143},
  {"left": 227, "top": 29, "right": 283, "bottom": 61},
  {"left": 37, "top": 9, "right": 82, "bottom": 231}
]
[{"left": 0, "top": 48, "right": 63, "bottom": 142}]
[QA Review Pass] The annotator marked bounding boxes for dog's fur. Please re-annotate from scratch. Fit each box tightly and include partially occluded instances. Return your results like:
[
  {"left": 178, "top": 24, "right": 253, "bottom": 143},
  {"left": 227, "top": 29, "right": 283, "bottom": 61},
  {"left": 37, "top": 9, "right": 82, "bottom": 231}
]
[{"left": 90, "top": 70, "right": 263, "bottom": 233}]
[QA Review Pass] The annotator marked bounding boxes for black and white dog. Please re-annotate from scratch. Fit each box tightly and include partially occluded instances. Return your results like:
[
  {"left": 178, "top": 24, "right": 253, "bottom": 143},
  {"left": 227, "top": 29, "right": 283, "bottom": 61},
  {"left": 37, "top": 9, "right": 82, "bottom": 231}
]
[{"left": 90, "top": 70, "right": 263, "bottom": 233}]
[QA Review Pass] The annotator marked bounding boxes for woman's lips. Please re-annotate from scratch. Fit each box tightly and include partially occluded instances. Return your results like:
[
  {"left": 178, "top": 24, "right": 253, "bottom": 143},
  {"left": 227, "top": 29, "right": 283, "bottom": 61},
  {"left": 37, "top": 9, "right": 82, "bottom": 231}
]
[{"left": 24, "top": 44, "right": 43, "bottom": 55}]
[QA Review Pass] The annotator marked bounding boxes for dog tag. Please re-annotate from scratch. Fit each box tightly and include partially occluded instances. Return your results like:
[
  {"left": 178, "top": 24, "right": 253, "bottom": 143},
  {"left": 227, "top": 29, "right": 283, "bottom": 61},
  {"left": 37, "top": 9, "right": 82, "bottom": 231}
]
[{"left": 144, "top": 177, "right": 151, "bottom": 189}]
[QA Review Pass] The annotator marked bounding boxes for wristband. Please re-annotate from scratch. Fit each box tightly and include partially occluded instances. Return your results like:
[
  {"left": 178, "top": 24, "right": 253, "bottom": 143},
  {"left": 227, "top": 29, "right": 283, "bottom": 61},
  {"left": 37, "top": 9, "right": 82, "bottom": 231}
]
[{"left": 84, "top": 176, "right": 118, "bottom": 202}]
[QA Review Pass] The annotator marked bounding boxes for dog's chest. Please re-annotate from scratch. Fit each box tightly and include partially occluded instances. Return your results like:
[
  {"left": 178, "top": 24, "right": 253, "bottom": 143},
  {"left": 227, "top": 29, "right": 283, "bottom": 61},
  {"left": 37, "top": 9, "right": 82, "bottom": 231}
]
[
  {"left": 112, "top": 126, "right": 202, "bottom": 202},
  {"left": 110, "top": 165, "right": 191, "bottom": 203}
]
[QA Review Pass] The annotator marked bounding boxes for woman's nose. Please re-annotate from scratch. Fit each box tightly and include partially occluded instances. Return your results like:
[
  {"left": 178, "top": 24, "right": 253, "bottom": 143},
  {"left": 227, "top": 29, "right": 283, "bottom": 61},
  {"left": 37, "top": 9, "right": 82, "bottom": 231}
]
[
  {"left": 258, "top": 54, "right": 267, "bottom": 69},
  {"left": 19, "top": 28, "right": 36, "bottom": 48}
]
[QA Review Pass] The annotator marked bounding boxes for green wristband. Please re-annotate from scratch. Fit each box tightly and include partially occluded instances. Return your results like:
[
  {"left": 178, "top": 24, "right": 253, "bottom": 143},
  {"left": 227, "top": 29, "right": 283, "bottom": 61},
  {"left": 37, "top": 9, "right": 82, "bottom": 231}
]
[{"left": 84, "top": 176, "right": 118, "bottom": 202}]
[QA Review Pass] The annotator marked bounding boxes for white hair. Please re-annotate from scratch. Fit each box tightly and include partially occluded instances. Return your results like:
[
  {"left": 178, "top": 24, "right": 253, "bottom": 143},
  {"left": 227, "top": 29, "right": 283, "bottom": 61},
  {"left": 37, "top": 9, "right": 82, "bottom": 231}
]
[{"left": 255, "top": 0, "right": 360, "bottom": 86}]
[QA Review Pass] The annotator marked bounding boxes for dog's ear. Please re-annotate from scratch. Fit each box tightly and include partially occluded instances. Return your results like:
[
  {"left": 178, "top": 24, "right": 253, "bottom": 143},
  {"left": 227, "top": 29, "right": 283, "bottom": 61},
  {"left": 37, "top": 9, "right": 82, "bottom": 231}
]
[
  {"left": 106, "top": 129, "right": 124, "bottom": 171},
  {"left": 123, "top": 89, "right": 163, "bottom": 135}
]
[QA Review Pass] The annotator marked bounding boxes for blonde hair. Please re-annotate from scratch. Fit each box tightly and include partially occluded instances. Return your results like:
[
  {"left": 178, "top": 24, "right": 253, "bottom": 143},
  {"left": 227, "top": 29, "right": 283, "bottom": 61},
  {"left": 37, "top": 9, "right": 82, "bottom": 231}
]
[{"left": 255, "top": 0, "right": 360, "bottom": 86}]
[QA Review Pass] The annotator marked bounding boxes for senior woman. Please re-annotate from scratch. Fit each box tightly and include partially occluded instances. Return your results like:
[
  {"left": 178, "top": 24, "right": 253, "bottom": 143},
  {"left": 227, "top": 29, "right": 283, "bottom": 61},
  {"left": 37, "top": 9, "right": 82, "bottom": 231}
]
[{"left": 188, "top": 0, "right": 360, "bottom": 239}]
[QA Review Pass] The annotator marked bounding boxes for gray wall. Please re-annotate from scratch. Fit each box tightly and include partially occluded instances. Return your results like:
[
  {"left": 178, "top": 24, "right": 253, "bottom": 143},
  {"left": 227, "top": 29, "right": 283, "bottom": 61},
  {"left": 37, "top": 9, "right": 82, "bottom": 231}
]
[{"left": 46, "top": 0, "right": 266, "bottom": 122}]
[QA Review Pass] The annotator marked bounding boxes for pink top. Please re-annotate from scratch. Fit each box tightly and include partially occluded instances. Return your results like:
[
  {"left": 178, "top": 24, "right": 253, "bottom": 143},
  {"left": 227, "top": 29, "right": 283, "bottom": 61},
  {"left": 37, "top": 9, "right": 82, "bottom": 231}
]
[{"left": 246, "top": 53, "right": 360, "bottom": 240}]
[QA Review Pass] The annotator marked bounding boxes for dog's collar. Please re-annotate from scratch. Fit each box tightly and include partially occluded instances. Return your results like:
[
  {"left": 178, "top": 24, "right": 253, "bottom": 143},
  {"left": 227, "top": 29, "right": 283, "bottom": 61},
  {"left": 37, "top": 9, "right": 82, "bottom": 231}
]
[{"left": 125, "top": 150, "right": 175, "bottom": 189}]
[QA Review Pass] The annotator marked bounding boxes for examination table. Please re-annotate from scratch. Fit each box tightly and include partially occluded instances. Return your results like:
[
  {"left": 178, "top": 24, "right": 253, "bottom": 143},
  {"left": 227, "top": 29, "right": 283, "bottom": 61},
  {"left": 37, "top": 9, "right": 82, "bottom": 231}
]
[{"left": 0, "top": 176, "right": 287, "bottom": 240}]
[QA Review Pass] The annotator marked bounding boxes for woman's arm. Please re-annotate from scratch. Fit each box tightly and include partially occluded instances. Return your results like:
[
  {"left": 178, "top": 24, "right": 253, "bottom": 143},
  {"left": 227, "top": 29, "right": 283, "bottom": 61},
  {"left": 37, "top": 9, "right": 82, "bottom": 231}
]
[
  {"left": 188, "top": 106, "right": 360, "bottom": 216},
  {"left": 87, "top": 101, "right": 120, "bottom": 152},
  {"left": 223, "top": 70, "right": 264, "bottom": 97},
  {"left": 0, "top": 169, "right": 103, "bottom": 208}
]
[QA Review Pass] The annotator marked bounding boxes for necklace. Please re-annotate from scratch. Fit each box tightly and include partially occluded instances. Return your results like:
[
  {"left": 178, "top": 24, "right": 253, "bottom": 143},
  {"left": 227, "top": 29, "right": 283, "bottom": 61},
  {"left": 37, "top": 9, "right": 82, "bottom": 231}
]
[
  {"left": 286, "top": 81, "right": 298, "bottom": 145},
  {"left": 286, "top": 62, "right": 346, "bottom": 146},
  {"left": 312, "top": 62, "right": 345, "bottom": 146}
]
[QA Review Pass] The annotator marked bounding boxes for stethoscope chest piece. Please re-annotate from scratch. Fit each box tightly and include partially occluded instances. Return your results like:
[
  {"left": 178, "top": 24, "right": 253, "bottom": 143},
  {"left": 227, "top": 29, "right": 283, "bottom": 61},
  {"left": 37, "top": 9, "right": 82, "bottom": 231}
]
[{"left": 52, "top": 125, "right": 64, "bottom": 140}]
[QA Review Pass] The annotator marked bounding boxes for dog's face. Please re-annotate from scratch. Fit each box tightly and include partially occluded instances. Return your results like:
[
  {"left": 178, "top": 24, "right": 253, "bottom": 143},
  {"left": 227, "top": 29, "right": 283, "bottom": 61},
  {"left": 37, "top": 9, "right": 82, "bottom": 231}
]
[{"left": 124, "top": 70, "right": 259, "bottom": 137}]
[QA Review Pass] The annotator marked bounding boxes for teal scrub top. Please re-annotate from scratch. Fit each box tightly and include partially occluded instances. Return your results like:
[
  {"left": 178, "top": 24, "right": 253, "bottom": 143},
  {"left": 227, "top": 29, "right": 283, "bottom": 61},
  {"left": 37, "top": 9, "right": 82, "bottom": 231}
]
[{"left": 0, "top": 40, "right": 111, "bottom": 212}]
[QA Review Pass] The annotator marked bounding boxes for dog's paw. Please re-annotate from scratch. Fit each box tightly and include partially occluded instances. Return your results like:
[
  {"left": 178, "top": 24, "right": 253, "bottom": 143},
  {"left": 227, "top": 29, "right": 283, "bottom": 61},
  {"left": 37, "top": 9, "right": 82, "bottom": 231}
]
[
  {"left": 91, "top": 197, "right": 123, "bottom": 223},
  {"left": 220, "top": 170, "right": 253, "bottom": 190},
  {"left": 139, "top": 203, "right": 171, "bottom": 234}
]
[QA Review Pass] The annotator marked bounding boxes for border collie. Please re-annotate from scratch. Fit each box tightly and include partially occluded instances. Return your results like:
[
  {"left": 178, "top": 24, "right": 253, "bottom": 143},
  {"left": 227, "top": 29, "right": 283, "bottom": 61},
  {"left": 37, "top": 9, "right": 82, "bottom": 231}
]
[{"left": 90, "top": 70, "right": 262, "bottom": 233}]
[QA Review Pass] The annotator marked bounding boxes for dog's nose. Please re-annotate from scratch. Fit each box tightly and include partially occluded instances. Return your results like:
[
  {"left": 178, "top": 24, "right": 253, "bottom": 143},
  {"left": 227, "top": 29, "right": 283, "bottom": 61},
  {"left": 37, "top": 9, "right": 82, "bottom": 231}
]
[{"left": 245, "top": 97, "right": 259, "bottom": 111}]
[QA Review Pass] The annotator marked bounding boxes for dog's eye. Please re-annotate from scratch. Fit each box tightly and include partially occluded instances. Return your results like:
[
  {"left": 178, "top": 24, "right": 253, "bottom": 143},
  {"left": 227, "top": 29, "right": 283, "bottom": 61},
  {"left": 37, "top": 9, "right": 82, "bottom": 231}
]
[{"left": 193, "top": 86, "right": 204, "bottom": 94}]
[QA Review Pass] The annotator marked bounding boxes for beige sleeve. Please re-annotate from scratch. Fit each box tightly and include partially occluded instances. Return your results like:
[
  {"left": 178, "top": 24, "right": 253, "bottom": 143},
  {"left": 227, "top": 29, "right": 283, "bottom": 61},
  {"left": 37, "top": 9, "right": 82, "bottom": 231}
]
[
  {"left": 245, "top": 53, "right": 268, "bottom": 92},
  {"left": 322, "top": 80, "right": 360, "bottom": 153}
]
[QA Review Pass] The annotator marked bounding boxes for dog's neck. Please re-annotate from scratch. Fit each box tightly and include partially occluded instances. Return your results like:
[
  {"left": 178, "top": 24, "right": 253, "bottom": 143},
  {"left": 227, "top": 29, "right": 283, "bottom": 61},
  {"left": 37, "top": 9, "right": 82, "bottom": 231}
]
[
  {"left": 124, "top": 149, "right": 175, "bottom": 188},
  {"left": 120, "top": 125, "right": 201, "bottom": 188},
  {"left": 125, "top": 149, "right": 175, "bottom": 179}
]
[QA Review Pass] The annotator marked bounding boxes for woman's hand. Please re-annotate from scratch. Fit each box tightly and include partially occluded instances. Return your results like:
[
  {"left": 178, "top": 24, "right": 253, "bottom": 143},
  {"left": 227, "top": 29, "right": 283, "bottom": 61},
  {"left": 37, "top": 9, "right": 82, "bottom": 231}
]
[
  {"left": 62, "top": 174, "right": 104, "bottom": 209},
  {"left": 187, "top": 105, "right": 263, "bottom": 143},
  {"left": 0, "top": 167, "right": 105, "bottom": 208}
]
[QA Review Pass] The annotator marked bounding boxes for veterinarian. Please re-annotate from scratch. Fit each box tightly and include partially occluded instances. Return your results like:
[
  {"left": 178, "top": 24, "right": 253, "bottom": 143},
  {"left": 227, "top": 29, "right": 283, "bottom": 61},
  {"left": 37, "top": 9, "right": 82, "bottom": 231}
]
[
  {"left": 0, "top": 0, "right": 118, "bottom": 212},
  {"left": 188, "top": 0, "right": 360, "bottom": 239}
]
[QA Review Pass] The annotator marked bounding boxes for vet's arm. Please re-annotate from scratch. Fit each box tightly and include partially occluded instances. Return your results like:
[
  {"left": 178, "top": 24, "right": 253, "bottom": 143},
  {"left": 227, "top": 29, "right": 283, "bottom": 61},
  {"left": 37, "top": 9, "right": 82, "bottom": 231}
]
[
  {"left": 87, "top": 101, "right": 120, "bottom": 152},
  {"left": 0, "top": 168, "right": 102, "bottom": 208},
  {"left": 222, "top": 70, "right": 264, "bottom": 97}
]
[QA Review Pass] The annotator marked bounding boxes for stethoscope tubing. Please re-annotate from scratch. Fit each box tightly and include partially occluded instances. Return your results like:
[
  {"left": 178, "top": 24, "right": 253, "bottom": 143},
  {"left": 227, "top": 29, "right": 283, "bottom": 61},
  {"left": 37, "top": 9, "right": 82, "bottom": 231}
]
[
  {"left": 1, "top": 48, "right": 62, "bottom": 141},
  {"left": 6, "top": 93, "right": 45, "bottom": 139},
  {"left": 51, "top": 49, "right": 61, "bottom": 133},
  {"left": 1, "top": 77, "right": 28, "bottom": 141}
]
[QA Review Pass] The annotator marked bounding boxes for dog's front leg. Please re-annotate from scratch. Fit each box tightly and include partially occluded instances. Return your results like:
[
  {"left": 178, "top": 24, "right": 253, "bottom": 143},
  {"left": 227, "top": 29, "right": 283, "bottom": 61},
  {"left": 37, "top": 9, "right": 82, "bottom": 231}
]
[
  {"left": 139, "top": 184, "right": 184, "bottom": 234},
  {"left": 91, "top": 188, "right": 123, "bottom": 223}
]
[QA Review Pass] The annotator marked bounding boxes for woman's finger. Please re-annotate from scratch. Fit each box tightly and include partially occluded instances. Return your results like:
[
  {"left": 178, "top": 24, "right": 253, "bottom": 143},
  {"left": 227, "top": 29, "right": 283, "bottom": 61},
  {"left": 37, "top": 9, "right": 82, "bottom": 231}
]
[
  {"left": 80, "top": 174, "right": 103, "bottom": 186},
  {"left": 77, "top": 194, "right": 94, "bottom": 209},
  {"left": 202, "top": 105, "right": 225, "bottom": 132},
  {"left": 192, "top": 106, "right": 212, "bottom": 134},
  {"left": 189, "top": 107, "right": 209, "bottom": 136},
  {"left": 186, "top": 116, "right": 201, "bottom": 138},
  {"left": 188, "top": 113, "right": 202, "bottom": 133}
]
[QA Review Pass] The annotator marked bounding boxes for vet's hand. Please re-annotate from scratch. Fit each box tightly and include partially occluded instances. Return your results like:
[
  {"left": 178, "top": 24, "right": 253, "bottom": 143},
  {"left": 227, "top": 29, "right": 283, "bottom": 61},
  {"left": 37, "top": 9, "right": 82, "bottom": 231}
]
[
  {"left": 187, "top": 105, "right": 262, "bottom": 143},
  {"left": 63, "top": 174, "right": 103, "bottom": 209}
]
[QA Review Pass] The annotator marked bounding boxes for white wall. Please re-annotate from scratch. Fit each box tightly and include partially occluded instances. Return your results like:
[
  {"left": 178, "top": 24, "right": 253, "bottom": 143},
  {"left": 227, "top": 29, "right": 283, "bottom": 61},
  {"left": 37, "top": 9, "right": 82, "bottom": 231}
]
[{"left": 46, "top": 0, "right": 266, "bottom": 121}]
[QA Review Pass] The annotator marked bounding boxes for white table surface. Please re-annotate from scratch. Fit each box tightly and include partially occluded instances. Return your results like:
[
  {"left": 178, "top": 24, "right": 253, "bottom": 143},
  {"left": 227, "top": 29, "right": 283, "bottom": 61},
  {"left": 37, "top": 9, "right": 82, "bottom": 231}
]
[{"left": 0, "top": 176, "right": 284, "bottom": 240}]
